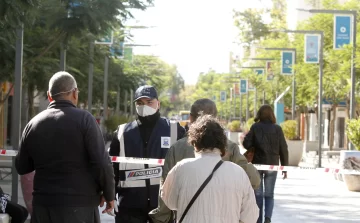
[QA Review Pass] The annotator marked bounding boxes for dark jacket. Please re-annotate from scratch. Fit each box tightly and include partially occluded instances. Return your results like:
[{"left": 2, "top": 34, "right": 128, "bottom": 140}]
[
  {"left": 109, "top": 113, "right": 185, "bottom": 209},
  {"left": 15, "top": 100, "right": 115, "bottom": 207},
  {"left": 243, "top": 121, "right": 289, "bottom": 166}
]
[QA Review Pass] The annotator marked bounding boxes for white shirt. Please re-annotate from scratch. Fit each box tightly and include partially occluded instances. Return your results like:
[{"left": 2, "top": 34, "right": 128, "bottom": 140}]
[{"left": 161, "top": 150, "right": 259, "bottom": 223}]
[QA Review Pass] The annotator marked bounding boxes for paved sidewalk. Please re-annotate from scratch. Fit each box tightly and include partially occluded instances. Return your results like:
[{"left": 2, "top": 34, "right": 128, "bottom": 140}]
[{"left": 272, "top": 171, "right": 360, "bottom": 223}]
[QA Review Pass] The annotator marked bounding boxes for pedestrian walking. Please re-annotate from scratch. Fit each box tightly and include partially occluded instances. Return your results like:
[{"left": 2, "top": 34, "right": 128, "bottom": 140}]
[
  {"left": 242, "top": 105, "right": 289, "bottom": 223},
  {"left": 161, "top": 115, "right": 259, "bottom": 223},
  {"left": 149, "top": 98, "right": 260, "bottom": 223},
  {"left": 15, "top": 71, "right": 115, "bottom": 223},
  {"left": 109, "top": 85, "right": 186, "bottom": 223}
]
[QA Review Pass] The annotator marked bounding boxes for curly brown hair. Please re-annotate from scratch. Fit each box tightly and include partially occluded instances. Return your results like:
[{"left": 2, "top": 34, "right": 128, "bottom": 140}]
[{"left": 187, "top": 115, "right": 227, "bottom": 156}]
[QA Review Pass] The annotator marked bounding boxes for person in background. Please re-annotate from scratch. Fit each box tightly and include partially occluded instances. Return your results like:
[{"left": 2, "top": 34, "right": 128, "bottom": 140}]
[
  {"left": 149, "top": 98, "right": 260, "bottom": 223},
  {"left": 0, "top": 186, "right": 28, "bottom": 223},
  {"left": 242, "top": 105, "right": 289, "bottom": 223},
  {"left": 161, "top": 115, "right": 259, "bottom": 223},
  {"left": 15, "top": 71, "right": 115, "bottom": 223},
  {"left": 109, "top": 85, "right": 185, "bottom": 223}
]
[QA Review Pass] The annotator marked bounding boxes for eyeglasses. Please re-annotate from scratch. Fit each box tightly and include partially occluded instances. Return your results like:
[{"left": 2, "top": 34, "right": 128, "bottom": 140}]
[{"left": 50, "top": 88, "right": 79, "bottom": 97}]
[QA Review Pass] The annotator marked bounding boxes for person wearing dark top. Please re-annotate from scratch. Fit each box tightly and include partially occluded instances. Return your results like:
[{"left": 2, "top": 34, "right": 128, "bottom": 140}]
[
  {"left": 15, "top": 71, "right": 115, "bottom": 223},
  {"left": 0, "top": 187, "right": 28, "bottom": 223},
  {"left": 109, "top": 85, "right": 185, "bottom": 223},
  {"left": 243, "top": 105, "right": 289, "bottom": 223}
]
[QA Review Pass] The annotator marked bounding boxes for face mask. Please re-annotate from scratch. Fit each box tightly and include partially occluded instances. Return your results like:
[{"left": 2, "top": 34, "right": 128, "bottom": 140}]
[{"left": 136, "top": 104, "right": 158, "bottom": 117}]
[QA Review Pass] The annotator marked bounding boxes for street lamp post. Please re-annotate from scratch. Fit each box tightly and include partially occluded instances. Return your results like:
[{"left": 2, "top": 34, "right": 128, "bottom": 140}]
[
  {"left": 298, "top": 8, "right": 357, "bottom": 150},
  {"left": 274, "top": 29, "right": 324, "bottom": 167},
  {"left": 240, "top": 66, "right": 266, "bottom": 118},
  {"left": 263, "top": 47, "right": 297, "bottom": 120}
]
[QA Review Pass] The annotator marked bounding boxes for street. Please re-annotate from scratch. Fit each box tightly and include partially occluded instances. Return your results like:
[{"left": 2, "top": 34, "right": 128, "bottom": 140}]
[
  {"left": 1, "top": 166, "right": 360, "bottom": 222},
  {"left": 97, "top": 170, "right": 360, "bottom": 223}
]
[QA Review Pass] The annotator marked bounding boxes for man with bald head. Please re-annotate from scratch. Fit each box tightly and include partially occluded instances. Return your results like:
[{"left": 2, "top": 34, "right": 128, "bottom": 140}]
[{"left": 15, "top": 71, "right": 115, "bottom": 223}]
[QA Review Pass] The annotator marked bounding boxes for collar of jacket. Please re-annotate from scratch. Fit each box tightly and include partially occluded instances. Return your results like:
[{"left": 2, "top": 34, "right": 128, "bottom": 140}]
[
  {"left": 137, "top": 110, "right": 161, "bottom": 126},
  {"left": 48, "top": 100, "right": 76, "bottom": 109},
  {"left": 260, "top": 120, "right": 273, "bottom": 124},
  {"left": 195, "top": 148, "right": 222, "bottom": 158}
]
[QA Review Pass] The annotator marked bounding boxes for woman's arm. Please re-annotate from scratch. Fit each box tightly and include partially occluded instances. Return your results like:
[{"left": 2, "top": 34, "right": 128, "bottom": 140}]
[{"left": 242, "top": 125, "right": 255, "bottom": 150}]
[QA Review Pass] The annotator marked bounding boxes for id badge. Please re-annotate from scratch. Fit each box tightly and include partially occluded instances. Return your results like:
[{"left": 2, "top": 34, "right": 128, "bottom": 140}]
[{"left": 161, "top": 137, "right": 171, "bottom": 148}]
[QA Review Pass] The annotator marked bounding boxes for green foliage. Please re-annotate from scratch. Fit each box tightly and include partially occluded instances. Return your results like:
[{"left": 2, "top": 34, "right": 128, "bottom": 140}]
[
  {"left": 227, "top": 120, "right": 242, "bottom": 132},
  {"left": 246, "top": 118, "right": 255, "bottom": 131},
  {"left": 346, "top": 119, "right": 360, "bottom": 151},
  {"left": 104, "top": 115, "right": 129, "bottom": 132},
  {"left": 280, "top": 120, "right": 297, "bottom": 140}
]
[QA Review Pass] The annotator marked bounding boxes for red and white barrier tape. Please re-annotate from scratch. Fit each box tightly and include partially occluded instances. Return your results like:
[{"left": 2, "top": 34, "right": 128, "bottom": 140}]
[
  {"left": 2, "top": 150, "right": 359, "bottom": 175},
  {"left": 0, "top": 149, "right": 165, "bottom": 165},
  {"left": 253, "top": 164, "right": 360, "bottom": 175}
]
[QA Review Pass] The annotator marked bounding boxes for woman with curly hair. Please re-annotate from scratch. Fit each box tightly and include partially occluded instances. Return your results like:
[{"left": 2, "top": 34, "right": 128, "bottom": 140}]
[{"left": 161, "top": 115, "right": 259, "bottom": 223}]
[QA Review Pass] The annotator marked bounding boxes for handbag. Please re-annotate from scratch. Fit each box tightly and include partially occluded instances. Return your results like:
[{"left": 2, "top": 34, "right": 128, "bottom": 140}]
[
  {"left": 178, "top": 160, "right": 224, "bottom": 223},
  {"left": 244, "top": 148, "right": 255, "bottom": 163}
]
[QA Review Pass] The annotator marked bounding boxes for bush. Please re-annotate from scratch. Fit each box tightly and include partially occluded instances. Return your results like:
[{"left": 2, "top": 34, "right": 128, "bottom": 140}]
[
  {"left": 346, "top": 119, "right": 360, "bottom": 151},
  {"left": 104, "top": 115, "right": 129, "bottom": 133},
  {"left": 227, "top": 120, "right": 242, "bottom": 132},
  {"left": 245, "top": 118, "right": 255, "bottom": 131},
  {"left": 280, "top": 120, "right": 298, "bottom": 140}
]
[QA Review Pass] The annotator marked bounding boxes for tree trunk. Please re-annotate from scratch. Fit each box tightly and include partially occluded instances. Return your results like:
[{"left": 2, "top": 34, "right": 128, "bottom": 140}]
[{"left": 329, "top": 104, "right": 337, "bottom": 151}]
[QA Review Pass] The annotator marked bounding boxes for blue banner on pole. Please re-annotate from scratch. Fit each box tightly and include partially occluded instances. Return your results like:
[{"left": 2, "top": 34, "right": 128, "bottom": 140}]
[
  {"left": 110, "top": 41, "right": 124, "bottom": 58},
  {"left": 281, "top": 51, "right": 294, "bottom": 75},
  {"left": 220, "top": 91, "right": 226, "bottom": 102},
  {"left": 240, "top": 79, "right": 247, "bottom": 94},
  {"left": 254, "top": 69, "right": 264, "bottom": 75},
  {"left": 304, "top": 34, "right": 320, "bottom": 63},
  {"left": 334, "top": 15, "right": 352, "bottom": 49}
]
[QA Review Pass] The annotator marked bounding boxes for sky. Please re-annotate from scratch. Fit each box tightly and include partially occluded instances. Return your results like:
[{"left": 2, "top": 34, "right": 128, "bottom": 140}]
[{"left": 127, "top": 0, "right": 299, "bottom": 85}]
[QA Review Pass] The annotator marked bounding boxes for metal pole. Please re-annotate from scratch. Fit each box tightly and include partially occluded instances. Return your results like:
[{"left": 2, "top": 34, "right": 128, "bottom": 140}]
[
  {"left": 254, "top": 88, "right": 257, "bottom": 117},
  {"left": 349, "top": 13, "right": 357, "bottom": 150},
  {"left": 240, "top": 94, "right": 243, "bottom": 121},
  {"left": 124, "top": 91, "right": 128, "bottom": 115},
  {"left": 233, "top": 91, "right": 236, "bottom": 119},
  {"left": 292, "top": 50, "right": 297, "bottom": 120},
  {"left": 116, "top": 85, "right": 120, "bottom": 115},
  {"left": 130, "top": 89, "right": 134, "bottom": 117},
  {"left": 263, "top": 90, "right": 265, "bottom": 104},
  {"left": 11, "top": 26, "right": 24, "bottom": 202},
  {"left": 246, "top": 91, "right": 249, "bottom": 121},
  {"left": 87, "top": 41, "right": 94, "bottom": 112},
  {"left": 318, "top": 32, "right": 324, "bottom": 167},
  {"left": 60, "top": 43, "right": 66, "bottom": 71},
  {"left": 102, "top": 56, "right": 109, "bottom": 130}
]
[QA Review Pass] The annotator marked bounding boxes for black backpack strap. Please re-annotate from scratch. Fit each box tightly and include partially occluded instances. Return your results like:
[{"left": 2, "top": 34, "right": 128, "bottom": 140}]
[{"left": 178, "top": 160, "right": 224, "bottom": 223}]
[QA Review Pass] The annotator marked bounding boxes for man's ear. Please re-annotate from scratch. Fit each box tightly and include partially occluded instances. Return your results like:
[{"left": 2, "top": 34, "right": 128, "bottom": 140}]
[{"left": 47, "top": 91, "right": 53, "bottom": 102}]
